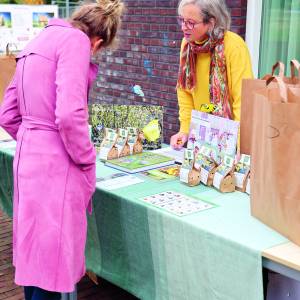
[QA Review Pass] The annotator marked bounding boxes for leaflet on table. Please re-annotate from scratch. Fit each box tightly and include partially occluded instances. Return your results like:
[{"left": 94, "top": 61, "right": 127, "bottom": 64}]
[
  {"left": 96, "top": 173, "right": 144, "bottom": 190},
  {"left": 151, "top": 146, "right": 184, "bottom": 164},
  {"left": 0, "top": 140, "right": 16, "bottom": 149},
  {"left": 141, "top": 165, "right": 180, "bottom": 181},
  {"left": 187, "top": 110, "right": 239, "bottom": 163},
  {"left": 140, "top": 191, "right": 215, "bottom": 216}
]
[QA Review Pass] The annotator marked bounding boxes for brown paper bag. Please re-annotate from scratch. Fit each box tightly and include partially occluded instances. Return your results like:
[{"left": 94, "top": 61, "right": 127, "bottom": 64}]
[
  {"left": 0, "top": 44, "right": 16, "bottom": 104},
  {"left": 240, "top": 60, "right": 300, "bottom": 154},
  {"left": 185, "top": 167, "right": 201, "bottom": 187},
  {"left": 219, "top": 174, "right": 235, "bottom": 193},
  {"left": 250, "top": 77, "right": 300, "bottom": 245},
  {"left": 240, "top": 79, "right": 266, "bottom": 154},
  {"left": 263, "top": 60, "right": 300, "bottom": 85},
  {"left": 180, "top": 149, "right": 201, "bottom": 186}
]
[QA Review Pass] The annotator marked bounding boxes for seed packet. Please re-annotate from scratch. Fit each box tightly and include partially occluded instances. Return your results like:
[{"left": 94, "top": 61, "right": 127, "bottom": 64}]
[
  {"left": 115, "top": 128, "right": 130, "bottom": 157},
  {"left": 195, "top": 146, "right": 218, "bottom": 186},
  {"left": 180, "top": 149, "right": 201, "bottom": 186},
  {"left": 234, "top": 154, "right": 251, "bottom": 192},
  {"left": 213, "top": 155, "right": 235, "bottom": 193},
  {"left": 99, "top": 128, "right": 118, "bottom": 160},
  {"left": 127, "top": 127, "right": 143, "bottom": 154}
]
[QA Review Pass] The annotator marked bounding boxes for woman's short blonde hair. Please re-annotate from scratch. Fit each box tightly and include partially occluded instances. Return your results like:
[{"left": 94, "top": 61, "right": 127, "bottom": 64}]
[
  {"left": 178, "top": 0, "right": 230, "bottom": 37},
  {"left": 70, "top": 0, "right": 124, "bottom": 48}
]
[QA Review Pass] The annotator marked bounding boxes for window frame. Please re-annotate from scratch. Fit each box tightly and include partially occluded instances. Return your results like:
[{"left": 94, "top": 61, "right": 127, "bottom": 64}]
[{"left": 245, "top": 0, "right": 263, "bottom": 77}]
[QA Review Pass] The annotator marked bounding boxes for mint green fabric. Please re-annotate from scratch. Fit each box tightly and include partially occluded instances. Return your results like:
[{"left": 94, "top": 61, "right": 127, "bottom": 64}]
[
  {"left": 0, "top": 148, "right": 14, "bottom": 217},
  {"left": 0, "top": 148, "right": 288, "bottom": 300},
  {"left": 259, "top": 0, "right": 300, "bottom": 77},
  {"left": 85, "top": 162, "right": 287, "bottom": 300}
]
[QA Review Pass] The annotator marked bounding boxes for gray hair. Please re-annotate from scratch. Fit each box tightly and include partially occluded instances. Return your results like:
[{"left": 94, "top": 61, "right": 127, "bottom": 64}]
[{"left": 178, "top": 0, "right": 231, "bottom": 37}]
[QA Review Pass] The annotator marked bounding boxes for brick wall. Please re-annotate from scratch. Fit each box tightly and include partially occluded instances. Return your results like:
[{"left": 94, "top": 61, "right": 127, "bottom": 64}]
[{"left": 90, "top": 0, "right": 248, "bottom": 142}]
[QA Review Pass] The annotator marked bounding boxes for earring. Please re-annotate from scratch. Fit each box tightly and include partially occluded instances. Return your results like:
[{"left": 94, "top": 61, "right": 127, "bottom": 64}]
[
  {"left": 209, "top": 26, "right": 217, "bottom": 40},
  {"left": 207, "top": 28, "right": 212, "bottom": 37}
]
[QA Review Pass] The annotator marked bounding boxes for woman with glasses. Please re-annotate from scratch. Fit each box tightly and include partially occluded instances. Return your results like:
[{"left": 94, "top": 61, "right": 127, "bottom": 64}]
[
  {"left": 0, "top": 0, "right": 124, "bottom": 299},
  {"left": 170, "top": 0, "right": 253, "bottom": 149}
]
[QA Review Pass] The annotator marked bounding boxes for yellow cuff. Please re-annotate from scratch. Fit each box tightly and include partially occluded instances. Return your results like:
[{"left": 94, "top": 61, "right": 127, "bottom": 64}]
[{"left": 179, "top": 122, "right": 190, "bottom": 134}]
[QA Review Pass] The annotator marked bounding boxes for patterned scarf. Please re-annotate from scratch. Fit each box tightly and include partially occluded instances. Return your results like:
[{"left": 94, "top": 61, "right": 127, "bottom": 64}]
[{"left": 177, "top": 30, "right": 232, "bottom": 119}]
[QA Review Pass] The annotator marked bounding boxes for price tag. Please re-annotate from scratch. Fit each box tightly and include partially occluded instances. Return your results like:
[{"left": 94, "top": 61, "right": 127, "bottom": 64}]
[
  {"left": 246, "top": 179, "right": 251, "bottom": 194},
  {"left": 200, "top": 168, "right": 209, "bottom": 185},
  {"left": 180, "top": 168, "right": 190, "bottom": 184},
  {"left": 213, "top": 172, "right": 223, "bottom": 189},
  {"left": 234, "top": 172, "right": 244, "bottom": 189}
]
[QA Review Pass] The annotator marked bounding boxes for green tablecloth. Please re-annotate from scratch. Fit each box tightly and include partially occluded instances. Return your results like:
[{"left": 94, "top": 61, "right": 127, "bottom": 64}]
[
  {"left": 0, "top": 146, "right": 288, "bottom": 300},
  {"left": 0, "top": 146, "right": 14, "bottom": 216}
]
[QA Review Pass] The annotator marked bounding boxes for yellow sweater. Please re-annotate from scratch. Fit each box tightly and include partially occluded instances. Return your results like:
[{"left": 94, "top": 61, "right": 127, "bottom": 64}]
[{"left": 177, "top": 31, "right": 253, "bottom": 133}]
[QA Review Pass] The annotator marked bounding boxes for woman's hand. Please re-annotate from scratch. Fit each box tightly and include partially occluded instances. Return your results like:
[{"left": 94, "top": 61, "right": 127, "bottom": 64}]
[{"left": 170, "top": 132, "right": 188, "bottom": 150}]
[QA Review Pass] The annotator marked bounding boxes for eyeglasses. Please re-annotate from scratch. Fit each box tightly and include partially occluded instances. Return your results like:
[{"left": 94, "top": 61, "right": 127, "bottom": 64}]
[{"left": 177, "top": 16, "right": 204, "bottom": 30}]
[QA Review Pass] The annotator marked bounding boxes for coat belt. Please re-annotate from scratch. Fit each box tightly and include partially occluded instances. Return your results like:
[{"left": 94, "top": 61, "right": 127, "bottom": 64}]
[{"left": 21, "top": 116, "right": 58, "bottom": 131}]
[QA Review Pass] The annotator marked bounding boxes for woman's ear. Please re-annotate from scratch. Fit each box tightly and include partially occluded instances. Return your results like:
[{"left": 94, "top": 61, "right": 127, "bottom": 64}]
[
  {"left": 90, "top": 37, "right": 103, "bottom": 55},
  {"left": 209, "top": 17, "right": 215, "bottom": 28},
  {"left": 207, "top": 18, "right": 216, "bottom": 37}
]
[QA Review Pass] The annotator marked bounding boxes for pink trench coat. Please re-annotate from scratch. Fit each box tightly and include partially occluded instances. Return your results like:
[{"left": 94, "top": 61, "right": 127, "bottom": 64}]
[{"left": 0, "top": 19, "right": 98, "bottom": 292}]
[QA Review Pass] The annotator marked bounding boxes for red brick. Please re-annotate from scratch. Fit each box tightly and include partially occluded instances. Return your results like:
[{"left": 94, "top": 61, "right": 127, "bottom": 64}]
[{"left": 90, "top": 0, "right": 248, "bottom": 141}]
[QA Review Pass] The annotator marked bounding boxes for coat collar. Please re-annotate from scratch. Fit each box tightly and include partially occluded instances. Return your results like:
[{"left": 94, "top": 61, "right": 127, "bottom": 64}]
[{"left": 46, "top": 18, "right": 73, "bottom": 28}]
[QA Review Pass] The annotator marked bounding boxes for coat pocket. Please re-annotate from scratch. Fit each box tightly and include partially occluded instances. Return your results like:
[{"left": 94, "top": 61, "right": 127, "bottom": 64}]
[
  {"left": 80, "top": 164, "right": 96, "bottom": 212},
  {"left": 81, "top": 164, "right": 96, "bottom": 194}
]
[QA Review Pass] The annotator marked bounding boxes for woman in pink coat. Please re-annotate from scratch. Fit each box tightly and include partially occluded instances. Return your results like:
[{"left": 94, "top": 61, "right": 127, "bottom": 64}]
[{"left": 0, "top": 0, "right": 124, "bottom": 299}]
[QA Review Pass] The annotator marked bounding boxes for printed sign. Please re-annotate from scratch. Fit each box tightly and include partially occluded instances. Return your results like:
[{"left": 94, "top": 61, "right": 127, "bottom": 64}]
[{"left": 0, "top": 4, "right": 58, "bottom": 52}]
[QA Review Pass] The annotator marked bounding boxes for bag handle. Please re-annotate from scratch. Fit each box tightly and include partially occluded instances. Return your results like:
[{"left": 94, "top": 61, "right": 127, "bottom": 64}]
[
  {"left": 271, "top": 61, "right": 285, "bottom": 77},
  {"left": 262, "top": 61, "right": 285, "bottom": 80},
  {"left": 266, "top": 75, "right": 288, "bottom": 103},
  {"left": 290, "top": 59, "right": 300, "bottom": 81}
]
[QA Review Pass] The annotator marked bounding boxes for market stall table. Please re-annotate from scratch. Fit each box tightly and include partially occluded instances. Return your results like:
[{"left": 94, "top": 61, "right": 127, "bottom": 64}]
[{"left": 0, "top": 137, "right": 296, "bottom": 300}]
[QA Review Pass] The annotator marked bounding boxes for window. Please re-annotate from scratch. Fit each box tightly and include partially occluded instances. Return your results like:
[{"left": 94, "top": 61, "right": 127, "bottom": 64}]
[{"left": 246, "top": 0, "right": 300, "bottom": 77}]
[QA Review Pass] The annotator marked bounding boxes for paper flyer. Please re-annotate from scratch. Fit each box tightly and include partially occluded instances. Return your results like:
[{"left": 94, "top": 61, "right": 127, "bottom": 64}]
[
  {"left": 96, "top": 173, "right": 144, "bottom": 190},
  {"left": 141, "top": 191, "right": 215, "bottom": 216},
  {"left": 0, "top": 4, "right": 58, "bottom": 52}
]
